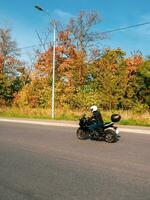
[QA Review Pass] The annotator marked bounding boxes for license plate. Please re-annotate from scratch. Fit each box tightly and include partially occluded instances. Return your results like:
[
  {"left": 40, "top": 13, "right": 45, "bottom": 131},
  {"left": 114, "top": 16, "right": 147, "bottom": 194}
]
[{"left": 116, "top": 129, "right": 119, "bottom": 135}]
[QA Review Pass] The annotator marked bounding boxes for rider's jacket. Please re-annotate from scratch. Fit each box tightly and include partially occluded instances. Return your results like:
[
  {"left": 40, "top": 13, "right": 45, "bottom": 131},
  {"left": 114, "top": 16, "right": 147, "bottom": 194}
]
[{"left": 91, "top": 110, "right": 104, "bottom": 124}]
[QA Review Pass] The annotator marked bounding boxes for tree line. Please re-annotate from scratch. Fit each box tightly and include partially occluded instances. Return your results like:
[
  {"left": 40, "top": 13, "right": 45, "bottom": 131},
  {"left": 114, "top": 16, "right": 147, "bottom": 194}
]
[{"left": 0, "top": 11, "right": 150, "bottom": 112}]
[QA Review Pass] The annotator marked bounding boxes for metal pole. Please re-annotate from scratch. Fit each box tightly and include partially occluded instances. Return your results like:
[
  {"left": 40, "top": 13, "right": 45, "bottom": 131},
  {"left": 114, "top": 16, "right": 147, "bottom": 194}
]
[
  {"left": 52, "top": 21, "right": 56, "bottom": 118},
  {"left": 34, "top": 6, "right": 56, "bottom": 118}
]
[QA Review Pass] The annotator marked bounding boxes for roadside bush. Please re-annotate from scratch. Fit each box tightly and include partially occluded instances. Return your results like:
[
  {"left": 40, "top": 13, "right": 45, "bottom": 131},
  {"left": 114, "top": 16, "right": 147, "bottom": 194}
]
[
  {"left": 13, "top": 78, "right": 51, "bottom": 108},
  {"left": 67, "top": 92, "right": 101, "bottom": 109},
  {"left": 132, "top": 102, "right": 149, "bottom": 114}
]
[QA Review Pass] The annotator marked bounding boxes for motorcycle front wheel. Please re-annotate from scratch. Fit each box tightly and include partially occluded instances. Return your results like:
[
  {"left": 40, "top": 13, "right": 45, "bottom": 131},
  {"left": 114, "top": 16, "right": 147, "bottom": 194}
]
[
  {"left": 76, "top": 128, "right": 89, "bottom": 140},
  {"left": 104, "top": 129, "right": 116, "bottom": 143}
]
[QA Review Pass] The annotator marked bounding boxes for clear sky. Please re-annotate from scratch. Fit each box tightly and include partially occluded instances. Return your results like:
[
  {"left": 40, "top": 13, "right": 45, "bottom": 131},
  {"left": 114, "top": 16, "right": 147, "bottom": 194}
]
[{"left": 0, "top": 0, "right": 150, "bottom": 61}]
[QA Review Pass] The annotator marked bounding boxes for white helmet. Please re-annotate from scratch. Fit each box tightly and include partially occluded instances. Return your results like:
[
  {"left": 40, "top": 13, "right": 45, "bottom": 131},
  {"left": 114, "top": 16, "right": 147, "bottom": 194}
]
[{"left": 90, "top": 105, "right": 98, "bottom": 112}]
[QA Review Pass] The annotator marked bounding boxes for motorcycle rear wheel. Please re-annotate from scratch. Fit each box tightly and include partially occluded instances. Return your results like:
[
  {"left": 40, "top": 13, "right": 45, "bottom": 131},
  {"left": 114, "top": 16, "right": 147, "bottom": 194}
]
[
  {"left": 104, "top": 129, "right": 116, "bottom": 143},
  {"left": 76, "top": 128, "right": 89, "bottom": 140}
]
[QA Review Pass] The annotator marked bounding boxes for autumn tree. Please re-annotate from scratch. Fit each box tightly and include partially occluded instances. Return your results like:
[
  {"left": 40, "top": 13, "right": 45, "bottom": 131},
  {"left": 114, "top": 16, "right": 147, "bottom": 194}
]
[
  {"left": 14, "top": 77, "right": 51, "bottom": 108},
  {"left": 35, "top": 29, "right": 88, "bottom": 107},
  {"left": 0, "top": 28, "right": 24, "bottom": 105},
  {"left": 67, "top": 10, "right": 105, "bottom": 53},
  {"left": 123, "top": 53, "right": 143, "bottom": 109},
  {"left": 35, "top": 10, "right": 107, "bottom": 108},
  {"left": 0, "top": 28, "right": 20, "bottom": 75}
]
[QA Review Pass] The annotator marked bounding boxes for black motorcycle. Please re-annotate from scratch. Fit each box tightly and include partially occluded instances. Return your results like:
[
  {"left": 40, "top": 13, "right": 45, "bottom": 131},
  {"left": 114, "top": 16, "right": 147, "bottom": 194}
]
[{"left": 76, "top": 114, "right": 121, "bottom": 143}]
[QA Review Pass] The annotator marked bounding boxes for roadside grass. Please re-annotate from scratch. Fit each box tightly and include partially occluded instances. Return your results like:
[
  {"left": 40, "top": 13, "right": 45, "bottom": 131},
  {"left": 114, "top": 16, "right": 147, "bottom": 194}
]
[
  {"left": 0, "top": 107, "right": 150, "bottom": 126},
  {"left": 0, "top": 107, "right": 82, "bottom": 121}
]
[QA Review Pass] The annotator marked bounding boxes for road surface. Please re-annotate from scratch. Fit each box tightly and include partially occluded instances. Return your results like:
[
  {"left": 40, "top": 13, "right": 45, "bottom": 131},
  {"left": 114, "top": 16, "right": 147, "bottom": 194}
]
[{"left": 0, "top": 122, "right": 150, "bottom": 200}]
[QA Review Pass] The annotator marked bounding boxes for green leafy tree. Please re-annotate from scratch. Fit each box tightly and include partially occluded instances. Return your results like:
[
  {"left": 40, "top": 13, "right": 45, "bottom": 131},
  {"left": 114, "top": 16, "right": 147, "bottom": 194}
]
[
  {"left": 88, "top": 48, "right": 126, "bottom": 110},
  {"left": 136, "top": 58, "right": 150, "bottom": 107}
]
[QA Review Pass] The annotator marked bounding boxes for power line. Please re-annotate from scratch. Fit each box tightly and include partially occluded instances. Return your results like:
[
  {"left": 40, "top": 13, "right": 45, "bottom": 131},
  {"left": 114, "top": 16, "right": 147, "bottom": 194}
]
[
  {"left": 14, "top": 44, "right": 46, "bottom": 51},
  {"left": 102, "top": 21, "right": 150, "bottom": 34},
  {"left": 14, "top": 21, "right": 150, "bottom": 51}
]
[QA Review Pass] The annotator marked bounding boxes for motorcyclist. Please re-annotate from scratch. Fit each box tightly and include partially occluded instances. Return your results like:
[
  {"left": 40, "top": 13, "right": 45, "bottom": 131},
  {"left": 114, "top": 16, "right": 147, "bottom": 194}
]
[{"left": 88, "top": 105, "right": 104, "bottom": 134}]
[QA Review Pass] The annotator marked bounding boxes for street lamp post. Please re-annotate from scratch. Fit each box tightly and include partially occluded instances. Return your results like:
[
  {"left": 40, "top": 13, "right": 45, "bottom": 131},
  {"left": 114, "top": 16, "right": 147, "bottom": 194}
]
[{"left": 35, "top": 5, "right": 56, "bottom": 119}]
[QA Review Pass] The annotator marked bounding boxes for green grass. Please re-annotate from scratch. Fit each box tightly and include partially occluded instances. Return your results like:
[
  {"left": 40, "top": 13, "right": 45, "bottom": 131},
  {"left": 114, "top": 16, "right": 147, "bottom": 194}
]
[
  {"left": 0, "top": 107, "right": 82, "bottom": 121},
  {"left": 119, "top": 119, "right": 150, "bottom": 127},
  {"left": 0, "top": 107, "right": 150, "bottom": 126}
]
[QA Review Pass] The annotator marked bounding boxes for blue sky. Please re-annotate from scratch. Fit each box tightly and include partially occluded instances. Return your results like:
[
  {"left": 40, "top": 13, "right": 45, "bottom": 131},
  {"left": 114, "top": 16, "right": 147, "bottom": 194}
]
[{"left": 0, "top": 0, "right": 150, "bottom": 61}]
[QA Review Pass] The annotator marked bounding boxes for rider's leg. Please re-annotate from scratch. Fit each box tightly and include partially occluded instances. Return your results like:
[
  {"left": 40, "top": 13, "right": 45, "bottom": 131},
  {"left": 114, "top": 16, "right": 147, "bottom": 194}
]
[
  {"left": 97, "top": 122, "right": 104, "bottom": 136},
  {"left": 88, "top": 123, "right": 97, "bottom": 131}
]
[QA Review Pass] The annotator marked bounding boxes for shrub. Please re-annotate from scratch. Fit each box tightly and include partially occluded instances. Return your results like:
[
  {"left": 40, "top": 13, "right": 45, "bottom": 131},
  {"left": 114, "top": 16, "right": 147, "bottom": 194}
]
[{"left": 13, "top": 78, "right": 51, "bottom": 108}]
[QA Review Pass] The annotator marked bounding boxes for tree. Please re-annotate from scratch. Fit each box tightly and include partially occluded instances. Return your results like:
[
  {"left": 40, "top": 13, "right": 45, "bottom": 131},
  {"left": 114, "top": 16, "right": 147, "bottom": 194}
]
[
  {"left": 123, "top": 53, "right": 143, "bottom": 108},
  {"left": 136, "top": 58, "right": 150, "bottom": 107},
  {"left": 35, "top": 29, "right": 88, "bottom": 107},
  {"left": 88, "top": 48, "right": 126, "bottom": 110},
  {"left": 0, "top": 28, "right": 20, "bottom": 76},
  {"left": 14, "top": 78, "right": 51, "bottom": 108},
  {"left": 67, "top": 11, "right": 105, "bottom": 53},
  {"left": 0, "top": 28, "right": 24, "bottom": 105}
]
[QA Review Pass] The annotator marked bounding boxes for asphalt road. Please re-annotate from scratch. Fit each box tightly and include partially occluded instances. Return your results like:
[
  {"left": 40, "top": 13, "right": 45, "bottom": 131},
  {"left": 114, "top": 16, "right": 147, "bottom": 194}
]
[{"left": 0, "top": 122, "right": 150, "bottom": 200}]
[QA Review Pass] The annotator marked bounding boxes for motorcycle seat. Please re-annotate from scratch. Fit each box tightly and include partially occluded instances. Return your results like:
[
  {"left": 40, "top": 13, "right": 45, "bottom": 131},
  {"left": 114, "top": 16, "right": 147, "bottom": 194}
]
[{"left": 104, "top": 122, "right": 114, "bottom": 128}]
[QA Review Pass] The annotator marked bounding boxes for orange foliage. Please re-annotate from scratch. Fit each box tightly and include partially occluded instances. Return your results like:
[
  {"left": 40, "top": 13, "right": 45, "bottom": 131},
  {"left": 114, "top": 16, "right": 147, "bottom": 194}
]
[
  {"left": 125, "top": 55, "right": 143, "bottom": 74},
  {"left": 35, "top": 48, "right": 53, "bottom": 73},
  {"left": 0, "top": 53, "right": 22, "bottom": 75},
  {"left": 59, "top": 30, "right": 70, "bottom": 42},
  {"left": 35, "top": 29, "right": 88, "bottom": 100},
  {"left": 35, "top": 30, "right": 85, "bottom": 84}
]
